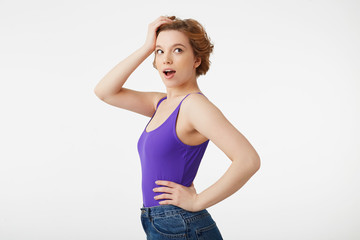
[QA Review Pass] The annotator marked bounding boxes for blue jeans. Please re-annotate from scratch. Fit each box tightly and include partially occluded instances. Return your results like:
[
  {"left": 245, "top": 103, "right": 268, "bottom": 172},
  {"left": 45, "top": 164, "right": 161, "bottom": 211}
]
[{"left": 140, "top": 204, "right": 223, "bottom": 240}]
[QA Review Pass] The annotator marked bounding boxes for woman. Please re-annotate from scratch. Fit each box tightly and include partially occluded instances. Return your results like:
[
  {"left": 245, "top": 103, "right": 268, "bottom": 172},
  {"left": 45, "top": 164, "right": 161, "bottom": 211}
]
[{"left": 94, "top": 16, "right": 260, "bottom": 239}]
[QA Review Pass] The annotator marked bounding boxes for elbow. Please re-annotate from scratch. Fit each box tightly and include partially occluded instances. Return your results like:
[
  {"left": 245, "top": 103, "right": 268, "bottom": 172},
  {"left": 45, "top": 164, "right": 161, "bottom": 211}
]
[
  {"left": 233, "top": 153, "right": 261, "bottom": 174},
  {"left": 250, "top": 150, "right": 261, "bottom": 173},
  {"left": 94, "top": 86, "right": 105, "bottom": 100},
  {"left": 252, "top": 155, "right": 261, "bottom": 173},
  {"left": 245, "top": 153, "right": 261, "bottom": 174}
]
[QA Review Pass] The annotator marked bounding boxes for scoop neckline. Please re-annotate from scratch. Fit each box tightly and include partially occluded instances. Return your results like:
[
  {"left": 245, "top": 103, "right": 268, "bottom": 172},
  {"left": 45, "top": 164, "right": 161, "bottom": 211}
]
[
  {"left": 144, "top": 91, "right": 203, "bottom": 133},
  {"left": 144, "top": 101, "right": 178, "bottom": 133}
]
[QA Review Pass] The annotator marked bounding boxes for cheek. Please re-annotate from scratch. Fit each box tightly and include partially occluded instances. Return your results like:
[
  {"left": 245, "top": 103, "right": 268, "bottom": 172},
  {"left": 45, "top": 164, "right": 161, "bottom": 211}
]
[
  {"left": 182, "top": 58, "right": 197, "bottom": 71},
  {"left": 154, "top": 56, "right": 161, "bottom": 69},
  {"left": 177, "top": 55, "right": 193, "bottom": 67}
]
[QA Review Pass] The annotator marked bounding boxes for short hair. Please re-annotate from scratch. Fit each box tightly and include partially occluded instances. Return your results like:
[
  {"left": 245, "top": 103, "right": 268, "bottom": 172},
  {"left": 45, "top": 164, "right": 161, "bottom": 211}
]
[{"left": 153, "top": 16, "right": 214, "bottom": 78}]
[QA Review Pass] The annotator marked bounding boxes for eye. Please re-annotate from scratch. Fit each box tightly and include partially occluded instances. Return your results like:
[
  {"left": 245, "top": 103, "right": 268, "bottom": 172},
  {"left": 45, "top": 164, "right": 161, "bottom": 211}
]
[
  {"left": 174, "top": 48, "right": 183, "bottom": 53},
  {"left": 155, "top": 49, "right": 163, "bottom": 54}
]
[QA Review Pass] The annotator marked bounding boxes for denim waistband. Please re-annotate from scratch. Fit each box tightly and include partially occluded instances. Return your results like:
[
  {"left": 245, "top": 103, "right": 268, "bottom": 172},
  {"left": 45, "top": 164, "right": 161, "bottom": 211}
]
[
  {"left": 140, "top": 204, "right": 209, "bottom": 219},
  {"left": 140, "top": 204, "right": 184, "bottom": 217}
]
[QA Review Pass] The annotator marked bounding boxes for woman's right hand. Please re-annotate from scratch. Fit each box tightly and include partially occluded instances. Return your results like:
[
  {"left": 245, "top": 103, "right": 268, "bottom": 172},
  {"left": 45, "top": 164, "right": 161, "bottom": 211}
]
[{"left": 143, "top": 16, "right": 173, "bottom": 53}]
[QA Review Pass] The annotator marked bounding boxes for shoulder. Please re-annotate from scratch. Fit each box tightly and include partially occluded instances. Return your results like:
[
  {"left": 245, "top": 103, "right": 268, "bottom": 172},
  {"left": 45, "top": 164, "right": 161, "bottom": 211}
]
[
  {"left": 181, "top": 93, "right": 224, "bottom": 126},
  {"left": 182, "top": 93, "right": 220, "bottom": 113}
]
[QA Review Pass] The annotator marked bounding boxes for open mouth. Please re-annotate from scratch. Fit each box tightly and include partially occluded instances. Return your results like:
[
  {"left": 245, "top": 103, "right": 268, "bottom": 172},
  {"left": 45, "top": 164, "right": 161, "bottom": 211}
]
[{"left": 163, "top": 69, "right": 176, "bottom": 77}]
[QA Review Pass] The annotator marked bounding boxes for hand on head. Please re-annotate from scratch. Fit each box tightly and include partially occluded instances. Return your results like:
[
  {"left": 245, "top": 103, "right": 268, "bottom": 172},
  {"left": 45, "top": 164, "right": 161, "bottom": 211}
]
[{"left": 144, "top": 16, "right": 174, "bottom": 52}]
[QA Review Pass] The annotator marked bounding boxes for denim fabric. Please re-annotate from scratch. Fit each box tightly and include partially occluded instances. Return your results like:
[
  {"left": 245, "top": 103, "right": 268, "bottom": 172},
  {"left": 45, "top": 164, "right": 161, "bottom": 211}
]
[{"left": 140, "top": 204, "right": 223, "bottom": 240}]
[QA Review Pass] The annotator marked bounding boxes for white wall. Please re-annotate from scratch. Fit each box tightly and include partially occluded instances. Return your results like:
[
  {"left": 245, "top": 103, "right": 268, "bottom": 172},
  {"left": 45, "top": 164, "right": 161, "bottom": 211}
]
[{"left": 1, "top": 0, "right": 359, "bottom": 239}]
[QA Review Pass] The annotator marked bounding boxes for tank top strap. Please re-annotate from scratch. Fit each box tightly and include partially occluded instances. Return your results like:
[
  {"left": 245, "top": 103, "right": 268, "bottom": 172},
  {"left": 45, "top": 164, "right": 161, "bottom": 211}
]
[
  {"left": 156, "top": 96, "right": 167, "bottom": 109},
  {"left": 169, "top": 92, "right": 205, "bottom": 121},
  {"left": 178, "top": 91, "right": 205, "bottom": 105},
  {"left": 166, "top": 91, "right": 206, "bottom": 138}
]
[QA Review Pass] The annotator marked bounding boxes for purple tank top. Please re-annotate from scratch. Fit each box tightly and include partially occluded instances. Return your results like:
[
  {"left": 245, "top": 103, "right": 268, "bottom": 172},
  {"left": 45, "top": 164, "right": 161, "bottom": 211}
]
[{"left": 137, "top": 92, "right": 209, "bottom": 207}]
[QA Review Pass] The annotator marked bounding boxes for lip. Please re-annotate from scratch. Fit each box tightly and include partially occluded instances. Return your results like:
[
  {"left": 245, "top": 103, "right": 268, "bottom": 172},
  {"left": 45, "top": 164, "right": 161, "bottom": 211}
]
[{"left": 162, "top": 68, "right": 176, "bottom": 79}]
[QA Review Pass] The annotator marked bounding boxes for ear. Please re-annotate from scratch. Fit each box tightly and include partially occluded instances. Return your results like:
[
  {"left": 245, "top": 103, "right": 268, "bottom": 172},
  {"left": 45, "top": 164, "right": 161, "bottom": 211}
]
[{"left": 194, "top": 56, "right": 201, "bottom": 69}]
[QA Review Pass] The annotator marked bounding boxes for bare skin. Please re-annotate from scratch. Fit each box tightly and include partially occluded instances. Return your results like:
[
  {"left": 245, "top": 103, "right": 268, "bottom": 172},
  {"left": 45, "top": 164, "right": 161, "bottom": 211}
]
[{"left": 94, "top": 16, "right": 261, "bottom": 212}]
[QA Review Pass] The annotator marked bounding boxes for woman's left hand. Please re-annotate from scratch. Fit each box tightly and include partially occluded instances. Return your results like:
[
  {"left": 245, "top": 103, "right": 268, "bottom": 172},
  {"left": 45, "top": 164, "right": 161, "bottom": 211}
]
[{"left": 153, "top": 180, "right": 202, "bottom": 212}]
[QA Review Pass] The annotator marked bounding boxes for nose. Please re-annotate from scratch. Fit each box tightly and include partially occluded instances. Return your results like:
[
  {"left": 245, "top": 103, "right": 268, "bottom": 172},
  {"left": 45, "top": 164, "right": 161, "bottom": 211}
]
[{"left": 163, "top": 53, "right": 173, "bottom": 65}]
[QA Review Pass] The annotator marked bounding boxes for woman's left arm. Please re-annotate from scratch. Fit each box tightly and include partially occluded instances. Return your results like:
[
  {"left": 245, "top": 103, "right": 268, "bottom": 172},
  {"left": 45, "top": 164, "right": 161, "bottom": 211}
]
[{"left": 154, "top": 94, "right": 261, "bottom": 212}]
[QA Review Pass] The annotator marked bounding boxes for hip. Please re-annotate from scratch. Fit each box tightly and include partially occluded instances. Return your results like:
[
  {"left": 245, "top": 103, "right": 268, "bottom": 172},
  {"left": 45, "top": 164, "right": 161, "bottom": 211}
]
[{"left": 140, "top": 204, "right": 223, "bottom": 239}]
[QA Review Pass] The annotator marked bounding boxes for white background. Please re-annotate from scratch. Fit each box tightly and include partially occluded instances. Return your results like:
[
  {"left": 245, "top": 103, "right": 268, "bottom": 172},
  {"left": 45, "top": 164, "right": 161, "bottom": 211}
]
[{"left": 1, "top": 0, "right": 359, "bottom": 239}]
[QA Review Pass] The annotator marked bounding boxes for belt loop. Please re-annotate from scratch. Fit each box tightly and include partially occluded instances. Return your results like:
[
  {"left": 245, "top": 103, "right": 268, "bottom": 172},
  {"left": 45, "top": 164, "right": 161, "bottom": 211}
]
[
  {"left": 147, "top": 207, "right": 151, "bottom": 217},
  {"left": 141, "top": 206, "right": 150, "bottom": 218},
  {"left": 140, "top": 206, "right": 147, "bottom": 216}
]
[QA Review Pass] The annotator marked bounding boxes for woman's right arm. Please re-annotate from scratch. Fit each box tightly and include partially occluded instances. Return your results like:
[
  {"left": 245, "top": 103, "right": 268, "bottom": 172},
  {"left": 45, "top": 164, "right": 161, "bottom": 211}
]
[{"left": 94, "top": 17, "right": 172, "bottom": 117}]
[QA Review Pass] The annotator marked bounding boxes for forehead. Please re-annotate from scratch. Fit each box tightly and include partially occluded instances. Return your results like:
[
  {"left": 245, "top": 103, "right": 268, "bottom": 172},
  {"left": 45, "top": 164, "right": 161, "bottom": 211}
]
[{"left": 156, "top": 30, "right": 190, "bottom": 47}]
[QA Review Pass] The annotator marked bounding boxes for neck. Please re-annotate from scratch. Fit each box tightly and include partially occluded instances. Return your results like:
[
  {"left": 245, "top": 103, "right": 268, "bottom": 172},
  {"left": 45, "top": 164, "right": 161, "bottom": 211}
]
[{"left": 165, "top": 80, "right": 201, "bottom": 100}]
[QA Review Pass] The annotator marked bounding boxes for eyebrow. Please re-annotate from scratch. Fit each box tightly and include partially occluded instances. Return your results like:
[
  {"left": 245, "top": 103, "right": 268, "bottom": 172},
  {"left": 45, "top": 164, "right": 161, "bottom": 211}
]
[{"left": 155, "top": 43, "right": 187, "bottom": 49}]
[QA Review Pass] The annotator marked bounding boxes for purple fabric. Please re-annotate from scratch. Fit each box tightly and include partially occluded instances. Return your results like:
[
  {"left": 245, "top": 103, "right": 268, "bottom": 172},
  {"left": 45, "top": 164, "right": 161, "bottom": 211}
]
[{"left": 137, "top": 92, "right": 209, "bottom": 207}]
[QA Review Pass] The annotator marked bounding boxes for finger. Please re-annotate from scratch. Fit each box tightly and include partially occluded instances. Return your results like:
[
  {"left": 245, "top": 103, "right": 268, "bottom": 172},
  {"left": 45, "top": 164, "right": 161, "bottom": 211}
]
[
  {"left": 153, "top": 16, "right": 166, "bottom": 23},
  {"left": 150, "top": 19, "right": 170, "bottom": 29},
  {"left": 157, "top": 16, "right": 169, "bottom": 20},
  {"left": 154, "top": 193, "right": 172, "bottom": 200},
  {"left": 153, "top": 187, "right": 174, "bottom": 193},
  {"left": 153, "top": 16, "right": 172, "bottom": 24},
  {"left": 157, "top": 16, "right": 173, "bottom": 24},
  {"left": 159, "top": 200, "right": 172, "bottom": 205},
  {"left": 159, "top": 16, "right": 173, "bottom": 21},
  {"left": 155, "top": 180, "right": 176, "bottom": 188},
  {"left": 153, "top": 19, "right": 172, "bottom": 28}
]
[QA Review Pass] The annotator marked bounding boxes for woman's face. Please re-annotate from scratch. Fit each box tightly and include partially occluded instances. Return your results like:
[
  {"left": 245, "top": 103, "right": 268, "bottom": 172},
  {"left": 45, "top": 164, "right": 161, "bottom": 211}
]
[{"left": 155, "top": 30, "right": 201, "bottom": 88}]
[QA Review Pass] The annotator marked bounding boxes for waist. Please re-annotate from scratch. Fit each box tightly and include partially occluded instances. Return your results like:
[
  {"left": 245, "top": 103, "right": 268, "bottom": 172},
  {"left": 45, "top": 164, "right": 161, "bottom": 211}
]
[
  {"left": 140, "top": 204, "right": 208, "bottom": 219},
  {"left": 141, "top": 168, "right": 195, "bottom": 207}
]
